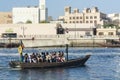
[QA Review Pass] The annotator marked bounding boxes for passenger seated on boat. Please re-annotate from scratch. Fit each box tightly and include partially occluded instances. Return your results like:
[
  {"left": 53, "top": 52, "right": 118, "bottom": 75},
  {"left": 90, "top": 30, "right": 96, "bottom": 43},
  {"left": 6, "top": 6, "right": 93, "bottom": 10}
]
[
  {"left": 41, "top": 52, "right": 46, "bottom": 62},
  {"left": 56, "top": 52, "right": 61, "bottom": 62},
  {"left": 27, "top": 51, "right": 65, "bottom": 63},
  {"left": 51, "top": 52, "right": 57, "bottom": 62},
  {"left": 45, "top": 52, "right": 52, "bottom": 63},
  {"left": 37, "top": 54, "right": 43, "bottom": 62},
  {"left": 29, "top": 55, "right": 33, "bottom": 63},
  {"left": 61, "top": 51, "right": 66, "bottom": 62},
  {"left": 31, "top": 53, "right": 38, "bottom": 63},
  {"left": 56, "top": 51, "right": 65, "bottom": 62},
  {"left": 24, "top": 53, "right": 29, "bottom": 63},
  {"left": 61, "top": 56, "right": 66, "bottom": 62},
  {"left": 32, "top": 53, "right": 37, "bottom": 59},
  {"left": 32, "top": 58, "right": 37, "bottom": 63}
]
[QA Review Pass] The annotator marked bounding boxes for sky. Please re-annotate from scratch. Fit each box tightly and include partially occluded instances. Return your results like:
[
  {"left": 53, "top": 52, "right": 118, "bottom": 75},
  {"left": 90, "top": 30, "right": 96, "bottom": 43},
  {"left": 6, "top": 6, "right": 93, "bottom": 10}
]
[{"left": 0, "top": 0, "right": 120, "bottom": 19}]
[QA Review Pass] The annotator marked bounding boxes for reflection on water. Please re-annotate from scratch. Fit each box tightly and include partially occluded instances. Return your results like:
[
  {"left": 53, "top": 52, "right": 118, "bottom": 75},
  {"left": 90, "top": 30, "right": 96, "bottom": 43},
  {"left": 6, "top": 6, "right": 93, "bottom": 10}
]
[
  {"left": 20, "top": 68, "right": 67, "bottom": 80},
  {"left": 0, "top": 48, "right": 120, "bottom": 80},
  {"left": 18, "top": 67, "right": 91, "bottom": 80}
]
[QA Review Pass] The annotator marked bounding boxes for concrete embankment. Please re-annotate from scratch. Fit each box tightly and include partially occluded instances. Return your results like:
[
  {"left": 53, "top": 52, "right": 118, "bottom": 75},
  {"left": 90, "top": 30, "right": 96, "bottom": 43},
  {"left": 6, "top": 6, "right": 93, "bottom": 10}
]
[
  {"left": 1, "top": 37, "right": 120, "bottom": 48},
  {"left": 0, "top": 37, "right": 120, "bottom": 47}
]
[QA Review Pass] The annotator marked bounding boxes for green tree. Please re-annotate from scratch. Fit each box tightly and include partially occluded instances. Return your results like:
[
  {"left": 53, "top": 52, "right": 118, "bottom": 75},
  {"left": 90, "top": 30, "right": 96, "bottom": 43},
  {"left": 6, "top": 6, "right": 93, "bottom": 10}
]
[
  {"left": 103, "top": 23, "right": 117, "bottom": 28},
  {"left": 40, "top": 20, "right": 48, "bottom": 23},
  {"left": 26, "top": 20, "right": 32, "bottom": 24},
  {"left": 103, "top": 23, "right": 120, "bottom": 35}
]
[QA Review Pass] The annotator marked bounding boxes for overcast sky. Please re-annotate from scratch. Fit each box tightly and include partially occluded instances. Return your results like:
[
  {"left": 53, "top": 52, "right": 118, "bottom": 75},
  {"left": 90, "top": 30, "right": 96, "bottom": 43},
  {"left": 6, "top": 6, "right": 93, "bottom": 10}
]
[{"left": 0, "top": 0, "right": 120, "bottom": 19}]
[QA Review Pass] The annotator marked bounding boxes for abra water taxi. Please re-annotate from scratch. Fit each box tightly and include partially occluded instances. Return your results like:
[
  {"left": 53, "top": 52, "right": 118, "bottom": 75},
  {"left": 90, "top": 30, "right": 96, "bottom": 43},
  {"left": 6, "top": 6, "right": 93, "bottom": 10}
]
[{"left": 9, "top": 41, "right": 91, "bottom": 69}]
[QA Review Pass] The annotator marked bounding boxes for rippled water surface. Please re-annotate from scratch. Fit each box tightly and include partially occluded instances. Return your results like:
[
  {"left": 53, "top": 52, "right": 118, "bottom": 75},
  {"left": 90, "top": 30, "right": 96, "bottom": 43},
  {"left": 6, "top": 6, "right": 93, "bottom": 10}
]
[{"left": 0, "top": 47, "right": 120, "bottom": 80}]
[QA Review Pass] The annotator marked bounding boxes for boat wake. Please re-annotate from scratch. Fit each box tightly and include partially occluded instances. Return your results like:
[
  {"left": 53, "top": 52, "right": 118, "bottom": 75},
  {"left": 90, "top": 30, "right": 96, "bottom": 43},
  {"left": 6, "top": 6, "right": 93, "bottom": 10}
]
[
  {"left": 0, "top": 53, "right": 19, "bottom": 56},
  {"left": 0, "top": 66, "right": 10, "bottom": 70},
  {"left": 0, "top": 65, "right": 21, "bottom": 71}
]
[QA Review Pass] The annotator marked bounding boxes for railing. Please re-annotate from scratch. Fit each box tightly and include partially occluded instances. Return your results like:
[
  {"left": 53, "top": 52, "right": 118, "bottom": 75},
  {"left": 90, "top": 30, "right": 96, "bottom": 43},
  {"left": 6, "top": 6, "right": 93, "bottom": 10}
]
[
  {"left": 0, "top": 35, "right": 120, "bottom": 47},
  {"left": 0, "top": 34, "right": 119, "bottom": 40}
]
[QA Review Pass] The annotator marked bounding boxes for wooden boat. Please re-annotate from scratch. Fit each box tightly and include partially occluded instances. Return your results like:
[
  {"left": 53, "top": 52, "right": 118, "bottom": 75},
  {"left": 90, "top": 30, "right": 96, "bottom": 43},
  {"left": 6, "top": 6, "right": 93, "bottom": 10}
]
[
  {"left": 9, "top": 54, "right": 91, "bottom": 69},
  {"left": 9, "top": 40, "right": 91, "bottom": 69}
]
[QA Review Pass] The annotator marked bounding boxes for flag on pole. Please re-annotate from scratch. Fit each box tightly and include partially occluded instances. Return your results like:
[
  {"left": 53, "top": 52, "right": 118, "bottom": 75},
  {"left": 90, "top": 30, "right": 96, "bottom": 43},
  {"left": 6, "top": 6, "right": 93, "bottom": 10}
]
[
  {"left": 18, "top": 45, "right": 23, "bottom": 54},
  {"left": 20, "top": 39, "right": 24, "bottom": 49}
]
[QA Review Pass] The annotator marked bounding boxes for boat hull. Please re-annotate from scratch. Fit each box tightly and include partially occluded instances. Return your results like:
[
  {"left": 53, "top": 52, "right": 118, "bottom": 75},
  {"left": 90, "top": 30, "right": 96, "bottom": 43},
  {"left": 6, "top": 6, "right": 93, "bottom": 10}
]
[{"left": 9, "top": 55, "right": 91, "bottom": 69}]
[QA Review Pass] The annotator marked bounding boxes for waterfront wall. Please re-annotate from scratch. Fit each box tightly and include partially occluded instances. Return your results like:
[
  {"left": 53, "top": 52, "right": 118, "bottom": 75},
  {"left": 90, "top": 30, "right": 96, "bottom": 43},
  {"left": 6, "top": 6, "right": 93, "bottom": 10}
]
[
  {"left": 0, "top": 36, "right": 119, "bottom": 47},
  {"left": 20, "top": 38, "right": 120, "bottom": 47}
]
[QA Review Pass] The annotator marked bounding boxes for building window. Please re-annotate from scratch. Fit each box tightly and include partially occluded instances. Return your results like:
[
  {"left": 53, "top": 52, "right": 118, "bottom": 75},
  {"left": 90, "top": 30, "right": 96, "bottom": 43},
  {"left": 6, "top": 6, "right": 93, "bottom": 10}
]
[
  {"left": 73, "top": 17, "right": 75, "bottom": 19},
  {"left": 86, "top": 21, "right": 89, "bottom": 23},
  {"left": 94, "top": 20, "right": 97, "bottom": 24},
  {"left": 73, "top": 21, "right": 75, "bottom": 23},
  {"left": 69, "top": 21, "right": 71, "bottom": 23},
  {"left": 76, "top": 17, "right": 79, "bottom": 19},
  {"left": 80, "top": 17, "right": 82, "bottom": 19},
  {"left": 65, "top": 8, "right": 69, "bottom": 12},
  {"left": 99, "top": 32, "right": 104, "bottom": 35},
  {"left": 90, "top": 16, "right": 93, "bottom": 19},
  {"left": 76, "top": 21, "right": 79, "bottom": 23},
  {"left": 85, "top": 32, "right": 91, "bottom": 36},
  {"left": 108, "top": 32, "right": 113, "bottom": 35},
  {"left": 7, "top": 20, "right": 12, "bottom": 23},
  {"left": 90, "top": 21, "right": 93, "bottom": 23},
  {"left": 94, "top": 16, "right": 97, "bottom": 19},
  {"left": 86, "top": 16, "right": 88, "bottom": 19},
  {"left": 80, "top": 21, "right": 82, "bottom": 23},
  {"left": 69, "top": 17, "right": 71, "bottom": 19}
]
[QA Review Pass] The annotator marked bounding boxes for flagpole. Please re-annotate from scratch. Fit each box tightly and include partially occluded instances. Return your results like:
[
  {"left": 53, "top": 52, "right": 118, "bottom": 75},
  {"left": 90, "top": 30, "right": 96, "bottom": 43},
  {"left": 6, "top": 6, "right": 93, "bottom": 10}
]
[{"left": 66, "top": 44, "right": 68, "bottom": 61}]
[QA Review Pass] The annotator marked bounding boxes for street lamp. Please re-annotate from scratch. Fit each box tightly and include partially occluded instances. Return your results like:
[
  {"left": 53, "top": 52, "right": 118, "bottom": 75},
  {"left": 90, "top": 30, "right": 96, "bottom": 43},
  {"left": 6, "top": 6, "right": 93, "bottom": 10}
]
[{"left": 21, "top": 26, "right": 27, "bottom": 38}]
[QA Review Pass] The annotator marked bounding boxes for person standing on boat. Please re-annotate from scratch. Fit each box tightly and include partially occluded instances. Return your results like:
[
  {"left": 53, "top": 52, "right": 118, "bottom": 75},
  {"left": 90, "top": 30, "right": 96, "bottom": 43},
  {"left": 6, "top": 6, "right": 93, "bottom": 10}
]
[{"left": 18, "top": 44, "right": 24, "bottom": 62}]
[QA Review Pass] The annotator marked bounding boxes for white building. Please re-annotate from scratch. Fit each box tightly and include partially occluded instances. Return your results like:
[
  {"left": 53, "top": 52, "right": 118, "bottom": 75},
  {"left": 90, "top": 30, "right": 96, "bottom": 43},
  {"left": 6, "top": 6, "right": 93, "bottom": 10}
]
[
  {"left": 39, "top": 0, "right": 48, "bottom": 22},
  {"left": 13, "top": 7, "right": 39, "bottom": 24},
  {"left": 13, "top": 0, "right": 48, "bottom": 24}
]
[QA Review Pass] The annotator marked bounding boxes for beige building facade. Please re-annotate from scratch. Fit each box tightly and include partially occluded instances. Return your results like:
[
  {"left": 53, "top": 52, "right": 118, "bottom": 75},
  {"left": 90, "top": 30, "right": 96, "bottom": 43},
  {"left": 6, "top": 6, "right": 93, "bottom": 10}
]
[
  {"left": 59, "top": 6, "right": 108, "bottom": 26},
  {"left": 0, "top": 12, "right": 12, "bottom": 24},
  {"left": 0, "top": 24, "right": 118, "bottom": 39},
  {"left": 0, "top": 23, "right": 95, "bottom": 38},
  {"left": 97, "top": 26, "right": 117, "bottom": 36}
]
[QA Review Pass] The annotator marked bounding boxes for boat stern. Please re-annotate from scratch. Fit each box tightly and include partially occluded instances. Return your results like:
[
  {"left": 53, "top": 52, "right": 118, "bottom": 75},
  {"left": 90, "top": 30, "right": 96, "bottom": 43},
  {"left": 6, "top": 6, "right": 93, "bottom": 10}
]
[{"left": 9, "top": 61, "right": 21, "bottom": 68}]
